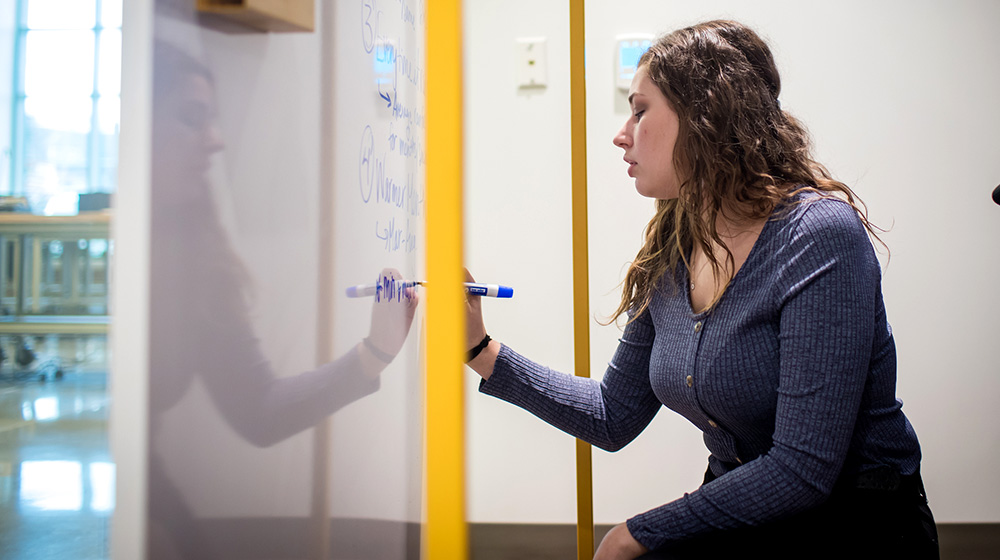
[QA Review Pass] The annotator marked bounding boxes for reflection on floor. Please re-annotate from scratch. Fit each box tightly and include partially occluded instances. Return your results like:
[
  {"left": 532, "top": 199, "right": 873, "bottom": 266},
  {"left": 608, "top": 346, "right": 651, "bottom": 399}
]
[{"left": 0, "top": 371, "right": 111, "bottom": 560}]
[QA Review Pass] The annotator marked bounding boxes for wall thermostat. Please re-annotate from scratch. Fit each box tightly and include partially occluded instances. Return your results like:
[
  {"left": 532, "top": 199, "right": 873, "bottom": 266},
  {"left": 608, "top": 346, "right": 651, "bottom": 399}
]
[{"left": 616, "top": 34, "right": 654, "bottom": 91}]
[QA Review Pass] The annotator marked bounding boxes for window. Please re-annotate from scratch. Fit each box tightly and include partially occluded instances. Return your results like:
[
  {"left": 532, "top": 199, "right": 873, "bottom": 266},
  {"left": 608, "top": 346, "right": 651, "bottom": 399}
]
[{"left": 10, "top": 0, "right": 122, "bottom": 214}]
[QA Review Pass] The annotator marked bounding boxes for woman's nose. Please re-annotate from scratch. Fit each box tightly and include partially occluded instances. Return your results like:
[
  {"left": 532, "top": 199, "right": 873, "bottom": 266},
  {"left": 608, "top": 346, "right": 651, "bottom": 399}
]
[
  {"left": 204, "top": 124, "right": 225, "bottom": 154},
  {"left": 613, "top": 122, "right": 631, "bottom": 149}
]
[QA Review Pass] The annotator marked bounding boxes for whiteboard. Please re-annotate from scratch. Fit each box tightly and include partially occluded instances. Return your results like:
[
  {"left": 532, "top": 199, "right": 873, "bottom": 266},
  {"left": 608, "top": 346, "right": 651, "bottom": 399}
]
[
  {"left": 139, "top": 0, "right": 426, "bottom": 558},
  {"left": 325, "top": 0, "right": 426, "bottom": 555}
]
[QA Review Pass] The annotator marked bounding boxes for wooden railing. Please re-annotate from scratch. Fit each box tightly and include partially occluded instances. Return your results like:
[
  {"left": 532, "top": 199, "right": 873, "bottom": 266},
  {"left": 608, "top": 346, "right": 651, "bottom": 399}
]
[{"left": 0, "top": 211, "right": 111, "bottom": 335}]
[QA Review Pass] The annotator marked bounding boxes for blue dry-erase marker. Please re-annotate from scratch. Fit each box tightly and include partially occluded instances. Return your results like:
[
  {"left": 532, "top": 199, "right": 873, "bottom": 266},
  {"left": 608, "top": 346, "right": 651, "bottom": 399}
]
[
  {"left": 345, "top": 282, "right": 513, "bottom": 298},
  {"left": 463, "top": 283, "right": 514, "bottom": 298}
]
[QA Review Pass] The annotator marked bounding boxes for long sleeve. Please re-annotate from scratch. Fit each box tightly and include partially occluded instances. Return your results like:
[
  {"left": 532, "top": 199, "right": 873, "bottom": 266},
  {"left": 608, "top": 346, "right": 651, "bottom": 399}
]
[
  {"left": 479, "top": 310, "right": 663, "bottom": 452},
  {"left": 193, "top": 281, "right": 382, "bottom": 447},
  {"left": 150, "top": 253, "right": 381, "bottom": 448},
  {"left": 627, "top": 197, "right": 903, "bottom": 549}
]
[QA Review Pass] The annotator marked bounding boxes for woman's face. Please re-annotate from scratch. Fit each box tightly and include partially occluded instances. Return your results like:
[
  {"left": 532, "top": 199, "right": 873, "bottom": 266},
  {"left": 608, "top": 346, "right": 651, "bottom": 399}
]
[
  {"left": 153, "top": 73, "right": 225, "bottom": 179},
  {"left": 613, "top": 65, "right": 681, "bottom": 200}
]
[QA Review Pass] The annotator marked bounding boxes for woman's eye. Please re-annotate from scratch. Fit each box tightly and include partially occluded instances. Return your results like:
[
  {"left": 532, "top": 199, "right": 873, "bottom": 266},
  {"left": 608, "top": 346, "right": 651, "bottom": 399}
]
[
  {"left": 178, "top": 102, "right": 211, "bottom": 130},
  {"left": 634, "top": 110, "right": 645, "bottom": 121}
]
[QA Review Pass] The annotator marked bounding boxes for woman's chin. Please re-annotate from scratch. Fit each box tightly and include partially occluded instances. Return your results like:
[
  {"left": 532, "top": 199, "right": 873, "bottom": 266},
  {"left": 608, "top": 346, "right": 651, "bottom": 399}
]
[
  {"left": 634, "top": 183, "right": 659, "bottom": 200},
  {"left": 634, "top": 181, "right": 679, "bottom": 201}
]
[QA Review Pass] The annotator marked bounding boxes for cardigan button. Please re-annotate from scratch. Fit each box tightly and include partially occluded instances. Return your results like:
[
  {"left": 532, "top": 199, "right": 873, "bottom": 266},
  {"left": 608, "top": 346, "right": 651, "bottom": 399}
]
[
  {"left": 685, "top": 375, "right": 694, "bottom": 387},
  {"left": 708, "top": 420, "right": 718, "bottom": 428},
  {"left": 694, "top": 321, "right": 703, "bottom": 332}
]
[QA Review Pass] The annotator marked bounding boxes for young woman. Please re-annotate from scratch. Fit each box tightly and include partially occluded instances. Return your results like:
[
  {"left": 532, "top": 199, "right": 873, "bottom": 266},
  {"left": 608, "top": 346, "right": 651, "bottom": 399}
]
[{"left": 465, "top": 20, "right": 938, "bottom": 559}]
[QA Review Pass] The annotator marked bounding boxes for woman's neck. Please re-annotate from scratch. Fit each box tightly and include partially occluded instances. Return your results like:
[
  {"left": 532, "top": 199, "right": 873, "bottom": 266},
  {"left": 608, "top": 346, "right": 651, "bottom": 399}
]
[{"left": 688, "top": 203, "right": 770, "bottom": 312}]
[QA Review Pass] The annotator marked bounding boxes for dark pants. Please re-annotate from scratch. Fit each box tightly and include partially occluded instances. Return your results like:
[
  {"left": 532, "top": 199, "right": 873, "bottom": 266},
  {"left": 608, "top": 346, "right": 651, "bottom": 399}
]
[{"left": 638, "top": 466, "right": 939, "bottom": 560}]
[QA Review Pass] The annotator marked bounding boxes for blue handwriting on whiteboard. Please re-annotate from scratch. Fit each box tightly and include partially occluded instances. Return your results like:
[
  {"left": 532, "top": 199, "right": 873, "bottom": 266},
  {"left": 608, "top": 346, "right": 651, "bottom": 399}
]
[
  {"left": 375, "top": 25, "right": 396, "bottom": 108},
  {"left": 359, "top": 125, "right": 375, "bottom": 203},
  {"left": 374, "top": 271, "right": 417, "bottom": 302},
  {"left": 362, "top": 0, "right": 376, "bottom": 53},
  {"left": 375, "top": 216, "right": 418, "bottom": 253},
  {"left": 359, "top": 125, "right": 424, "bottom": 216},
  {"left": 387, "top": 121, "right": 422, "bottom": 165},
  {"left": 396, "top": 0, "right": 415, "bottom": 30}
]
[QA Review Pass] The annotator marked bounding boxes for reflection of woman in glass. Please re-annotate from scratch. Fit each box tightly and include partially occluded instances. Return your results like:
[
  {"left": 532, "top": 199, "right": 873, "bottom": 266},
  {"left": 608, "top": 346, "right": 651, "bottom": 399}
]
[{"left": 147, "top": 42, "right": 417, "bottom": 559}]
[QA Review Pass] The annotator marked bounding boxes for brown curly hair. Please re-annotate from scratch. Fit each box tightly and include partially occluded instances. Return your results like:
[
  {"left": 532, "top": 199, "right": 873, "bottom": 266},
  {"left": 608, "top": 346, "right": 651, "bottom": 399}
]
[{"left": 612, "top": 20, "right": 883, "bottom": 322}]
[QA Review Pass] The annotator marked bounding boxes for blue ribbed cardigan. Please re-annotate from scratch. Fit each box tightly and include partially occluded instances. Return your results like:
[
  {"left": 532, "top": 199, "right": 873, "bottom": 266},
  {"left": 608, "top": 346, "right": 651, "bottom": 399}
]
[{"left": 479, "top": 194, "right": 922, "bottom": 550}]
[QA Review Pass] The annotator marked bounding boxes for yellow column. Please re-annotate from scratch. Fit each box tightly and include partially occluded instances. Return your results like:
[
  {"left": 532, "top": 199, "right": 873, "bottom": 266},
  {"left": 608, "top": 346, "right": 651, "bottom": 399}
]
[
  {"left": 569, "top": 1, "right": 594, "bottom": 558},
  {"left": 425, "top": 0, "right": 467, "bottom": 559}
]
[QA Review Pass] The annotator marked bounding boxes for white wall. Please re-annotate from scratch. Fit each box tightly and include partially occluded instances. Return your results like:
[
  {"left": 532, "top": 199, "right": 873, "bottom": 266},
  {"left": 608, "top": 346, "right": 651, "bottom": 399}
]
[
  {"left": 464, "top": 1, "right": 578, "bottom": 524},
  {"left": 464, "top": 0, "right": 1000, "bottom": 525}
]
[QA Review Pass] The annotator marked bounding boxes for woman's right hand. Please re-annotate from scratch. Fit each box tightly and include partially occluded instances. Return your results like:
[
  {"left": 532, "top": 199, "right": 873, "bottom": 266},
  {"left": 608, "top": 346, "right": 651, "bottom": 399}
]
[{"left": 465, "top": 268, "right": 499, "bottom": 379}]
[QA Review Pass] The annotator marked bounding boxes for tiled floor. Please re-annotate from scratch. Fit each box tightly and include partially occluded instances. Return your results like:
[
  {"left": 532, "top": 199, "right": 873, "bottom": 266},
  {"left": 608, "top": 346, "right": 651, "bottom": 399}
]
[{"left": 0, "top": 370, "right": 112, "bottom": 560}]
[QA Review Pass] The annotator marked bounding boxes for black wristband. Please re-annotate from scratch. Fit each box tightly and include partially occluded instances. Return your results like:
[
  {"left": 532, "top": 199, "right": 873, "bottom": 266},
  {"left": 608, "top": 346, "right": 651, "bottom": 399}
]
[
  {"left": 363, "top": 337, "right": 394, "bottom": 364},
  {"left": 466, "top": 334, "right": 491, "bottom": 363}
]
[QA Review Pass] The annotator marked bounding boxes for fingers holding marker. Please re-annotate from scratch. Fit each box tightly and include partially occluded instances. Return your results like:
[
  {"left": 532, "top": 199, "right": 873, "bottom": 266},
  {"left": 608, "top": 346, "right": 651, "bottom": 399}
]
[{"left": 346, "top": 273, "right": 513, "bottom": 300}]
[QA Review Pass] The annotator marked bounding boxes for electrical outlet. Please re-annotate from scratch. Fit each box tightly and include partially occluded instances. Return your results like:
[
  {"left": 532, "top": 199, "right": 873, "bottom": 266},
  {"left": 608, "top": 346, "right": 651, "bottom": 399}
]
[{"left": 516, "top": 37, "right": 548, "bottom": 89}]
